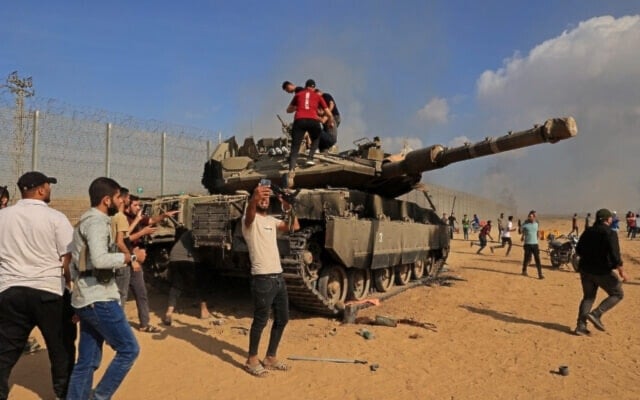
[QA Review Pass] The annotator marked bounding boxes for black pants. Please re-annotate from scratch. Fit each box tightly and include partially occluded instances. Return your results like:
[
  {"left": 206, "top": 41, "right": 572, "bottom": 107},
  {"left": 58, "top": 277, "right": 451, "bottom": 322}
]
[
  {"left": 0, "top": 286, "right": 74, "bottom": 399},
  {"left": 577, "top": 271, "right": 624, "bottom": 325},
  {"left": 248, "top": 275, "right": 289, "bottom": 357},
  {"left": 290, "top": 118, "right": 322, "bottom": 170},
  {"left": 167, "top": 261, "right": 210, "bottom": 308},
  {"left": 522, "top": 244, "right": 542, "bottom": 276}
]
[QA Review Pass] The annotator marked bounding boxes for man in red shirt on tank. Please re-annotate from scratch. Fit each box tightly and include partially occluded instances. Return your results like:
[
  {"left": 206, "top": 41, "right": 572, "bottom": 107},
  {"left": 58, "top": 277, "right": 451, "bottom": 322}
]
[{"left": 286, "top": 79, "right": 334, "bottom": 173}]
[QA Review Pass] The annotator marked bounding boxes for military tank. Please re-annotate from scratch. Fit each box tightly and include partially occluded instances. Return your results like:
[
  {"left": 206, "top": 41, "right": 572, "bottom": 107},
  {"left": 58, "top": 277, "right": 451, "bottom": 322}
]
[{"left": 145, "top": 117, "right": 577, "bottom": 315}]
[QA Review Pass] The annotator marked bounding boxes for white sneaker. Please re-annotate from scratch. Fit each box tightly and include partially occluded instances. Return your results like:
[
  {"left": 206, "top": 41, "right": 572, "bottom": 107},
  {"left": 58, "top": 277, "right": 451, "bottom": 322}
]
[{"left": 305, "top": 160, "right": 315, "bottom": 166}]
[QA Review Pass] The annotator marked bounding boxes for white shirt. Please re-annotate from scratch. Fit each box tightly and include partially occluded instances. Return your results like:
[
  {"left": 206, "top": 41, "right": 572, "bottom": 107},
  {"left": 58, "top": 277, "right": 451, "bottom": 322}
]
[
  {"left": 241, "top": 213, "right": 283, "bottom": 275},
  {"left": 502, "top": 221, "right": 513, "bottom": 238},
  {"left": 0, "top": 199, "right": 73, "bottom": 295}
]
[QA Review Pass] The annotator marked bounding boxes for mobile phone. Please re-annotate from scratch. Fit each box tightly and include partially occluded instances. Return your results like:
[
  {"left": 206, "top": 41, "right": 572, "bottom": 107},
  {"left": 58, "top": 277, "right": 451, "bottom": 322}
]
[{"left": 259, "top": 179, "right": 271, "bottom": 187}]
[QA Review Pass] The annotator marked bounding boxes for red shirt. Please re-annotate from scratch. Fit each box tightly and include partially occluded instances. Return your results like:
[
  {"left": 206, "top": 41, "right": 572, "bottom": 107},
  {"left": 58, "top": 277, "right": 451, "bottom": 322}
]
[
  {"left": 290, "top": 88, "right": 328, "bottom": 120},
  {"left": 480, "top": 224, "right": 491, "bottom": 237}
]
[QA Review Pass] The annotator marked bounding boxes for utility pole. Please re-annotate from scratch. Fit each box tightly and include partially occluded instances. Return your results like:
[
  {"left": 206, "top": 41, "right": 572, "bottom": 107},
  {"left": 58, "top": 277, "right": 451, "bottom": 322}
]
[{"left": 2, "top": 71, "right": 35, "bottom": 184}]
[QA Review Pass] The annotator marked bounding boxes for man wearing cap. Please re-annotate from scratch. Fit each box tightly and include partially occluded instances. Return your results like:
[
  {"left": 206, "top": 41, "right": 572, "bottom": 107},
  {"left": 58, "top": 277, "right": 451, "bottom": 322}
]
[
  {"left": 286, "top": 79, "right": 334, "bottom": 186},
  {"left": 0, "top": 171, "right": 75, "bottom": 400},
  {"left": 520, "top": 210, "right": 544, "bottom": 279},
  {"left": 574, "top": 208, "right": 628, "bottom": 336}
]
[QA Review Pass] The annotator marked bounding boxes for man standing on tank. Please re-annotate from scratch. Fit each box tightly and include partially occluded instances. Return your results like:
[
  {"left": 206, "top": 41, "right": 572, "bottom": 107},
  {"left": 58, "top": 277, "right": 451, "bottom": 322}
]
[
  {"left": 573, "top": 208, "right": 628, "bottom": 336},
  {"left": 314, "top": 88, "right": 341, "bottom": 152},
  {"left": 521, "top": 210, "right": 544, "bottom": 279},
  {"left": 286, "top": 79, "right": 334, "bottom": 184},
  {"left": 241, "top": 181, "right": 299, "bottom": 377}
]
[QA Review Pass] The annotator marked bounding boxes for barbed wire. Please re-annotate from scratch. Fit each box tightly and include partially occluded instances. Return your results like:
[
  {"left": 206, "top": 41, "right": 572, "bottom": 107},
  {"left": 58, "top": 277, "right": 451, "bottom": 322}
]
[{"left": 0, "top": 94, "right": 222, "bottom": 199}]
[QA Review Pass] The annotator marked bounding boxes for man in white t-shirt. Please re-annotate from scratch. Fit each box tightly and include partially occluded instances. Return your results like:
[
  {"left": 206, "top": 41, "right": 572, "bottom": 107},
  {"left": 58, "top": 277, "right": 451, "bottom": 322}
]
[
  {"left": 0, "top": 171, "right": 75, "bottom": 399},
  {"left": 491, "top": 215, "right": 515, "bottom": 256},
  {"left": 241, "top": 182, "right": 299, "bottom": 377}
]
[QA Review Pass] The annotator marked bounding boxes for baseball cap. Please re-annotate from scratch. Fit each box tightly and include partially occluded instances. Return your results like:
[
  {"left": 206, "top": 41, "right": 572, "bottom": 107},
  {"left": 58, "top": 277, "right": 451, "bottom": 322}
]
[
  {"left": 305, "top": 79, "right": 316, "bottom": 88},
  {"left": 596, "top": 208, "right": 613, "bottom": 220},
  {"left": 17, "top": 171, "right": 57, "bottom": 191}
]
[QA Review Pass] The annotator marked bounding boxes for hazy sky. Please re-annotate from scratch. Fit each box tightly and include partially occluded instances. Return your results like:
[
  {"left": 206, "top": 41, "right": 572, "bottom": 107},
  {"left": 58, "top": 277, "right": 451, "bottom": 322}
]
[{"left": 2, "top": 1, "right": 639, "bottom": 213}]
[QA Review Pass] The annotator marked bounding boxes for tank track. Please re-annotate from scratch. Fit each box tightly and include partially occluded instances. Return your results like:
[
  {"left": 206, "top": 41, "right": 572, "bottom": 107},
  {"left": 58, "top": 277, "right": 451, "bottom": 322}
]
[
  {"left": 280, "top": 226, "right": 447, "bottom": 316},
  {"left": 281, "top": 227, "right": 342, "bottom": 315}
]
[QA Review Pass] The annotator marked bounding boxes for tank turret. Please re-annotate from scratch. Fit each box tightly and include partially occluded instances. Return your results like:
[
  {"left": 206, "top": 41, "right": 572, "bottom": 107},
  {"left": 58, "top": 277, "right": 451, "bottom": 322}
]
[{"left": 202, "top": 117, "right": 577, "bottom": 198}]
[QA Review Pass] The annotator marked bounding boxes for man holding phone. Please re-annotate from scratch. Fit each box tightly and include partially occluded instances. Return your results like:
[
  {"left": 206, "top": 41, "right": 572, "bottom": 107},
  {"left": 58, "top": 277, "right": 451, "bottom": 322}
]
[{"left": 241, "top": 180, "right": 299, "bottom": 376}]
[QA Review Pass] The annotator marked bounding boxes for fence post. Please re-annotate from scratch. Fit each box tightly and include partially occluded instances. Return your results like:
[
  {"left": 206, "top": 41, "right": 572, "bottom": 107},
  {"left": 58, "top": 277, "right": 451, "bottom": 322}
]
[
  {"left": 105, "top": 123, "right": 112, "bottom": 177},
  {"left": 31, "top": 110, "right": 39, "bottom": 170},
  {"left": 207, "top": 140, "right": 212, "bottom": 160},
  {"left": 161, "top": 132, "right": 166, "bottom": 195}
]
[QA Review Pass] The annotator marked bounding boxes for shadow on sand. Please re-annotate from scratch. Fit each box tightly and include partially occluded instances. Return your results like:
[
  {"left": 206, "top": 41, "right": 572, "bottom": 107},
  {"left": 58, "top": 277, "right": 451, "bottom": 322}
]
[{"left": 460, "top": 304, "right": 573, "bottom": 335}]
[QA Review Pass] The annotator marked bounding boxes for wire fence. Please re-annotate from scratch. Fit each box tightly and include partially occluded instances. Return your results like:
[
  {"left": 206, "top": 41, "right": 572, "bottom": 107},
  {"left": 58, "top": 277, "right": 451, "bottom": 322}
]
[
  {"left": 1, "top": 93, "right": 514, "bottom": 222},
  {"left": 0, "top": 95, "right": 220, "bottom": 199}
]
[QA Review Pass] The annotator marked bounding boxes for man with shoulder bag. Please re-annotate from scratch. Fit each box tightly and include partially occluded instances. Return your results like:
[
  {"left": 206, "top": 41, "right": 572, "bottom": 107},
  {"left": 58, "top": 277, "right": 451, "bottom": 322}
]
[{"left": 66, "top": 177, "right": 146, "bottom": 400}]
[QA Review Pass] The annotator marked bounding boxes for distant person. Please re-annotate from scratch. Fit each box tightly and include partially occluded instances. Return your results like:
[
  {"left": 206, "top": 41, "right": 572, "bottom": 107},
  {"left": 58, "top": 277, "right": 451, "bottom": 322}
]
[
  {"left": 570, "top": 213, "right": 579, "bottom": 236},
  {"left": 461, "top": 214, "right": 470, "bottom": 240},
  {"left": 610, "top": 211, "right": 620, "bottom": 232},
  {"left": 521, "top": 211, "right": 544, "bottom": 279},
  {"left": 517, "top": 218, "right": 522, "bottom": 234},
  {"left": 470, "top": 220, "right": 493, "bottom": 254},
  {"left": 573, "top": 208, "right": 628, "bottom": 336},
  {"left": 491, "top": 215, "right": 515, "bottom": 256},
  {"left": 447, "top": 212, "right": 457, "bottom": 239},
  {"left": 67, "top": 177, "right": 146, "bottom": 400},
  {"left": 314, "top": 88, "right": 340, "bottom": 152},
  {"left": 281, "top": 80, "right": 302, "bottom": 94},
  {"left": 285, "top": 79, "right": 334, "bottom": 186},
  {"left": 472, "top": 214, "right": 480, "bottom": 228},
  {"left": 242, "top": 181, "right": 299, "bottom": 377},
  {"left": 497, "top": 213, "right": 504, "bottom": 237},
  {"left": 584, "top": 212, "right": 591, "bottom": 231},
  {"left": 625, "top": 211, "right": 635, "bottom": 239},
  {"left": 0, "top": 172, "right": 75, "bottom": 400},
  {"left": 632, "top": 214, "right": 640, "bottom": 240}
]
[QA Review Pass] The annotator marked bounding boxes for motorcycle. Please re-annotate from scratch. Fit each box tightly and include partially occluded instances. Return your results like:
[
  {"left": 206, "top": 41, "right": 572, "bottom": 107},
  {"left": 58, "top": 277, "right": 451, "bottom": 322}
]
[{"left": 547, "top": 233, "right": 580, "bottom": 271}]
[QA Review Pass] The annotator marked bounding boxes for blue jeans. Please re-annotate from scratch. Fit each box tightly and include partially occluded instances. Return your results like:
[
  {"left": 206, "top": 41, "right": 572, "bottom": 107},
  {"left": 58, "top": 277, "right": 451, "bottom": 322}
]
[
  {"left": 248, "top": 274, "right": 289, "bottom": 357},
  {"left": 67, "top": 301, "right": 140, "bottom": 400}
]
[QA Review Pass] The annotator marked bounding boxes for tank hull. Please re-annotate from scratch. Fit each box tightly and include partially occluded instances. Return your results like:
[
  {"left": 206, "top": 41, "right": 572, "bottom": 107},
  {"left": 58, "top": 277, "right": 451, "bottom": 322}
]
[{"left": 142, "top": 189, "right": 449, "bottom": 315}]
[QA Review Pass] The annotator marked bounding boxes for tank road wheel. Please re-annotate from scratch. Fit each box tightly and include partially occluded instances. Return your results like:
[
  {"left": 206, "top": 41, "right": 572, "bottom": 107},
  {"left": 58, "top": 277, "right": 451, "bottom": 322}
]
[
  {"left": 424, "top": 255, "right": 436, "bottom": 278},
  {"left": 411, "top": 260, "right": 425, "bottom": 279},
  {"left": 394, "top": 264, "right": 411, "bottom": 286},
  {"left": 373, "top": 267, "right": 394, "bottom": 292},
  {"left": 317, "top": 265, "right": 348, "bottom": 306},
  {"left": 347, "top": 268, "right": 371, "bottom": 301}
]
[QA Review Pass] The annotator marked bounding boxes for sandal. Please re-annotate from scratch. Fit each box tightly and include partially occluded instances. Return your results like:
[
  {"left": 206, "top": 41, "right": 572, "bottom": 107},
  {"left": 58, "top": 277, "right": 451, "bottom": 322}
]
[
  {"left": 262, "top": 360, "right": 291, "bottom": 371},
  {"left": 139, "top": 325, "right": 162, "bottom": 333},
  {"left": 162, "top": 315, "right": 172, "bottom": 326},
  {"left": 244, "top": 363, "right": 268, "bottom": 377}
]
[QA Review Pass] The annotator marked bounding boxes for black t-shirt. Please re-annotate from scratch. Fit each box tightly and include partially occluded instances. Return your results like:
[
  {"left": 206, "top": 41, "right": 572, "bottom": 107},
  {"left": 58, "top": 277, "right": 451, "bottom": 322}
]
[
  {"left": 576, "top": 223, "right": 622, "bottom": 274},
  {"left": 322, "top": 93, "right": 340, "bottom": 116}
]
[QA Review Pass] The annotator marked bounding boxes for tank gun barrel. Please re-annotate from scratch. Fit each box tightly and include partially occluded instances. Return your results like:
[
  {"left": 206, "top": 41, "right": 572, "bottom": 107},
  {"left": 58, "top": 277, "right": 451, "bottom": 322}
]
[{"left": 381, "top": 117, "right": 577, "bottom": 178}]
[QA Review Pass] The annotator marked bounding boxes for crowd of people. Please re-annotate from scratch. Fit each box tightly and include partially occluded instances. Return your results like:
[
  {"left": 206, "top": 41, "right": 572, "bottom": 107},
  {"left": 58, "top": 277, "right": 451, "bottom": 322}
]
[
  {"left": 447, "top": 208, "right": 628, "bottom": 335},
  {"left": 0, "top": 172, "right": 300, "bottom": 399}
]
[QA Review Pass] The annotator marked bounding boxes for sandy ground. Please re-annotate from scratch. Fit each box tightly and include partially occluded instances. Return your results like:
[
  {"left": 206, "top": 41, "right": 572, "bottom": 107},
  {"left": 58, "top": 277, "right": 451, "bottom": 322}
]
[{"left": 9, "top": 218, "right": 640, "bottom": 399}]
